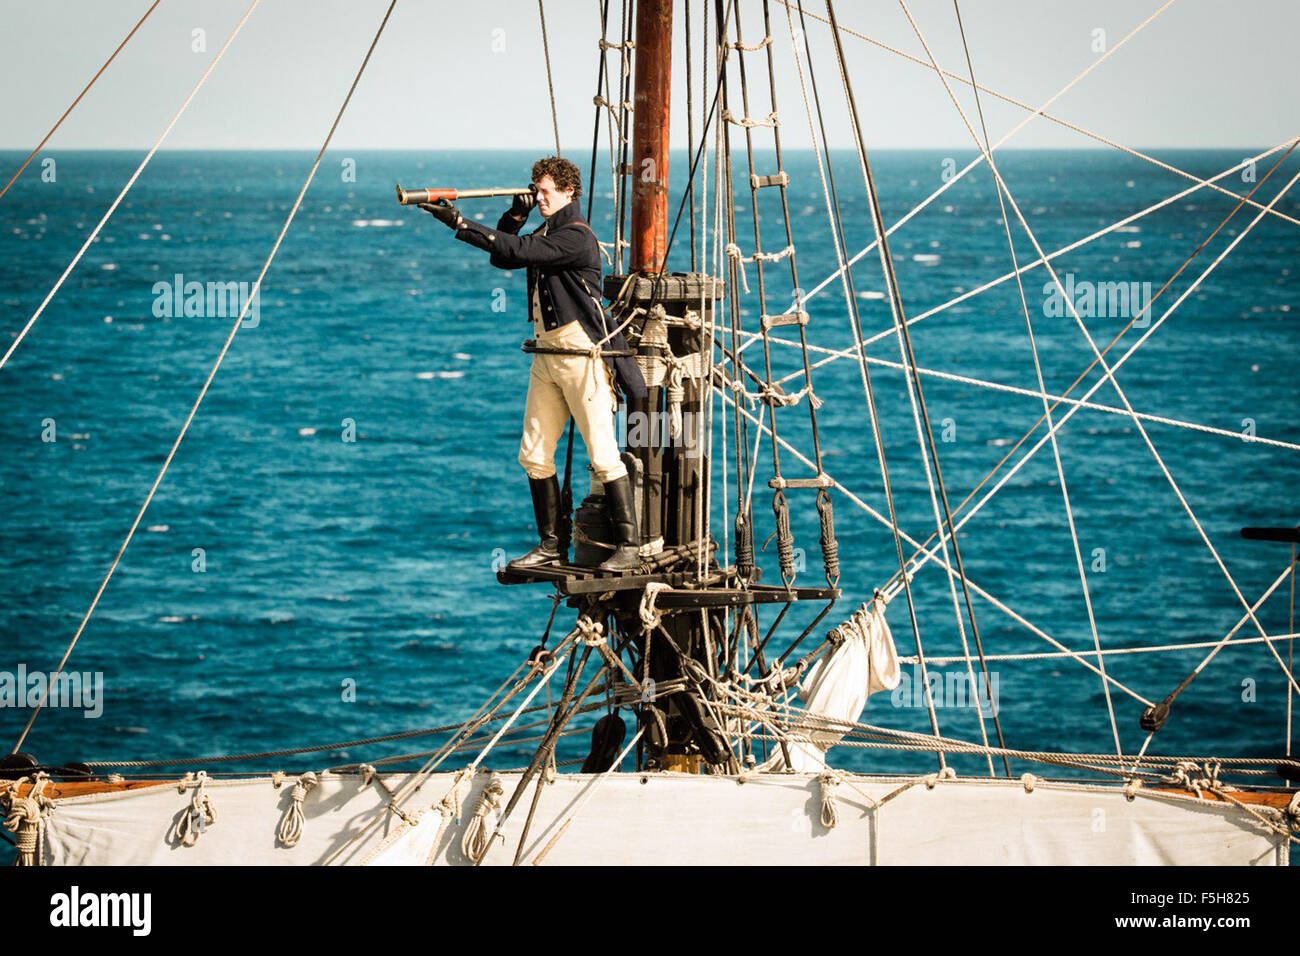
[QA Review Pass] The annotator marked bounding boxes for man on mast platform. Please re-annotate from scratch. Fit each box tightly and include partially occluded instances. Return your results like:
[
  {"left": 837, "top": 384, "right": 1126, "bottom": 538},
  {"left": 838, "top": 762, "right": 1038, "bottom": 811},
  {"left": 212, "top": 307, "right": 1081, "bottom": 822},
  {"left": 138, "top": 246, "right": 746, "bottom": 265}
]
[{"left": 420, "top": 156, "right": 647, "bottom": 572}]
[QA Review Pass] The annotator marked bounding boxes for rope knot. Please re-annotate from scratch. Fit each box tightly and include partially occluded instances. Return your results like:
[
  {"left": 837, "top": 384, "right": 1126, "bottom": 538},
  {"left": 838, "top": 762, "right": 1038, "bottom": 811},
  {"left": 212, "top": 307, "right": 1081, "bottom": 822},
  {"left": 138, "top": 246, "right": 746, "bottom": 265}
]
[
  {"left": 576, "top": 615, "right": 606, "bottom": 647},
  {"left": 925, "top": 766, "right": 956, "bottom": 789},
  {"left": 439, "top": 768, "right": 468, "bottom": 823},
  {"left": 638, "top": 582, "right": 672, "bottom": 631},
  {"left": 723, "top": 242, "right": 751, "bottom": 293}
]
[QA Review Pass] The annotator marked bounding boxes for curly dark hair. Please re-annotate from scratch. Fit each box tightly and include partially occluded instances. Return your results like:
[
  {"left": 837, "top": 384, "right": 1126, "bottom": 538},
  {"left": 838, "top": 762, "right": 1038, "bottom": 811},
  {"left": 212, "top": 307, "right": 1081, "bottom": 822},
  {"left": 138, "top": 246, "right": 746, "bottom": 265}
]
[{"left": 531, "top": 155, "right": 582, "bottom": 199}]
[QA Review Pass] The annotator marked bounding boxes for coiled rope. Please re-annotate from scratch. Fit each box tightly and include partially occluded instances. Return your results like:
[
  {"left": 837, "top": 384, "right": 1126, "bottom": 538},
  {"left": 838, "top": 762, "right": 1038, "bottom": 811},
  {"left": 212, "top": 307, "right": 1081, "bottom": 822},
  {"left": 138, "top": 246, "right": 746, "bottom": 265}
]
[
  {"left": 275, "top": 770, "right": 319, "bottom": 849},
  {"left": 461, "top": 771, "right": 505, "bottom": 861},
  {"left": 167, "top": 771, "right": 216, "bottom": 848},
  {"left": 2, "top": 773, "right": 52, "bottom": 866}
]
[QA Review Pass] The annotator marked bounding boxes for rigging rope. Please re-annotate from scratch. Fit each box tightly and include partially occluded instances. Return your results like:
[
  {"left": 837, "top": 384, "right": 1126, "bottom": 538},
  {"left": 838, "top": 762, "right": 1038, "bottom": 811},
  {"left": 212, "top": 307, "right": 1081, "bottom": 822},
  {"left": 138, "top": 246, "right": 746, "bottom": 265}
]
[
  {"left": 771, "top": 141, "right": 1296, "bottom": 390},
  {"left": 0, "top": 0, "right": 163, "bottom": 202},
  {"left": 0, "top": 0, "right": 262, "bottom": 374},
  {"left": 927, "top": 0, "right": 1119, "bottom": 754},
  {"left": 785, "top": 0, "right": 949, "bottom": 767},
  {"left": 322, "top": 633, "right": 581, "bottom": 865},
  {"left": 537, "top": 0, "right": 562, "bottom": 156},
  {"left": 822, "top": 0, "right": 1008, "bottom": 774},
  {"left": 727, "top": 319, "right": 1300, "bottom": 454},
  {"left": 730, "top": 0, "right": 838, "bottom": 587},
  {"left": 720, "top": 387, "right": 1300, "bottom": 715},
  {"left": 527, "top": 728, "right": 643, "bottom": 865},
  {"left": 900, "top": 3, "right": 1300, "bottom": 702},
  {"left": 905, "top": 631, "right": 1300, "bottom": 664},
  {"left": 873, "top": 142, "right": 1300, "bottom": 614},
  {"left": 789, "top": 0, "right": 1193, "bottom": 317},
  {"left": 715, "top": 697, "right": 1290, "bottom": 780},
  {"left": 719, "top": 387, "right": 1154, "bottom": 706},
  {"left": 771, "top": 0, "right": 1300, "bottom": 232},
  {"left": 11, "top": 0, "right": 400, "bottom": 755}
]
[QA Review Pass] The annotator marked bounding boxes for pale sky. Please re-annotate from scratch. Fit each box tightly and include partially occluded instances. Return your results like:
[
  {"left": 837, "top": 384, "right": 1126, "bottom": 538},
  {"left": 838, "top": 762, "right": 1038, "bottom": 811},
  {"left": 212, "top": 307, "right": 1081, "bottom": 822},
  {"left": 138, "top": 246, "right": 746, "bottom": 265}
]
[{"left": 0, "top": 0, "right": 1294, "bottom": 152}]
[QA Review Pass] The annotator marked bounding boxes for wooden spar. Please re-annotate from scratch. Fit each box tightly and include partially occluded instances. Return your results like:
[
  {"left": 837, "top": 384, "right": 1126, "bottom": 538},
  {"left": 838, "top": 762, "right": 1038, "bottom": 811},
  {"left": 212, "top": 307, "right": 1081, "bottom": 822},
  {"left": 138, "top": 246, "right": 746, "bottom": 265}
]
[{"left": 629, "top": 0, "right": 672, "bottom": 274}]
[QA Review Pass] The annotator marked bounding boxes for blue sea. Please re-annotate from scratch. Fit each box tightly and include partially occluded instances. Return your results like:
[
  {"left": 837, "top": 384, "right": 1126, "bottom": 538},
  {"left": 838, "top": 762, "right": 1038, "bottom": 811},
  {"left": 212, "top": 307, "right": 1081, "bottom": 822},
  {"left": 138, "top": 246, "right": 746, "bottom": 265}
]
[{"left": 1, "top": 148, "right": 1296, "bottom": 797}]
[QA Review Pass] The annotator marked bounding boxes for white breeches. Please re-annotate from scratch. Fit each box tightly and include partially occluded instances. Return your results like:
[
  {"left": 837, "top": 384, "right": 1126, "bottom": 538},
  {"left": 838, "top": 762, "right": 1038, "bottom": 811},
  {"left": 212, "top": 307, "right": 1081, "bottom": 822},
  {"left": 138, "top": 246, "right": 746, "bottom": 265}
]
[{"left": 518, "top": 320, "right": 627, "bottom": 484}]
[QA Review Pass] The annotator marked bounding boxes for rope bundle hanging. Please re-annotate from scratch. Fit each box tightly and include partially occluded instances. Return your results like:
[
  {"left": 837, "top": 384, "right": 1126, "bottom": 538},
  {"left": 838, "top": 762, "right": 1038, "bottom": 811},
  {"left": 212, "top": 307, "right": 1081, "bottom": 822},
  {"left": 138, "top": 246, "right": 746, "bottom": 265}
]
[
  {"left": 817, "top": 488, "right": 839, "bottom": 586},
  {"left": 169, "top": 771, "right": 216, "bottom": 848},
  {"left": 771, "top": 488, "right": 796, "bottom": 584},
  {"left": 276, "top": 770, "right": 319, "bottom": 849},
  {"left": 818, "top": 771, "right": 840, "bottom": 828},
  {"left": 666, "top": 363, "right": 687, "bottom": 440},
  {"left": 461, "top": 771, "right": 506, "bottom": 862},
  {"left": 3, "top": 774, "right": 52, "bottom": 866},
  {"left": 735, "top": 510, "right": 755, "bottom": 581}
]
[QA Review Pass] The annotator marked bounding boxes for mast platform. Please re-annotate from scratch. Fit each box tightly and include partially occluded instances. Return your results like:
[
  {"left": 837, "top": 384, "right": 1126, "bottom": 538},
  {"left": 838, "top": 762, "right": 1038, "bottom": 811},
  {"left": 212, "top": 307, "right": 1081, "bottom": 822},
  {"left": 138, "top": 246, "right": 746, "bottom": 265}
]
[
  {"left": 496, "top": 564, "right": 678, "bottom": 594},
  {"left": 497, "top": 563, "right": 838, "bottom": 605}
]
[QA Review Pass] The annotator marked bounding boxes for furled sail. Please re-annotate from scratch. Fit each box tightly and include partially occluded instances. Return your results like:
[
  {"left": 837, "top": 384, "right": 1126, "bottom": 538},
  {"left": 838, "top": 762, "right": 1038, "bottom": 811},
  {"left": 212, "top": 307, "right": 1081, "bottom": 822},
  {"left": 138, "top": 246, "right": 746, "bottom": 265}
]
[{"left": 763, "top": 597, "right": 900, "bottom": 772}]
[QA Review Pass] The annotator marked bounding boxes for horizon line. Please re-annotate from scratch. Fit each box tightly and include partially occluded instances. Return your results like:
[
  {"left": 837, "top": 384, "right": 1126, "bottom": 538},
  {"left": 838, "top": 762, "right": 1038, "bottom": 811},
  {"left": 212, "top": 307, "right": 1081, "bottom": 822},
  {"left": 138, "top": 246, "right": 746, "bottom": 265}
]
[{"left": 0, "top": 144, "right": 1278, "bottom": 153}]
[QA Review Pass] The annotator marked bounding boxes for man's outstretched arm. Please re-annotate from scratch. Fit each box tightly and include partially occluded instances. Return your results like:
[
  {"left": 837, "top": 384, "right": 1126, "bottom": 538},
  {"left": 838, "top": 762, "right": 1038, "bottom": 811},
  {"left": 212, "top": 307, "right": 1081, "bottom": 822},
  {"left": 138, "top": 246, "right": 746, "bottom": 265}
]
[
  {"left": 453, "top": 217, "right": 589, "bottom": 268},
  {"left": 487, "top": 209, "right": 529, "bottom": 269},
  {"left": 418, "top": 195, "right": 590, "bottom": 268}
]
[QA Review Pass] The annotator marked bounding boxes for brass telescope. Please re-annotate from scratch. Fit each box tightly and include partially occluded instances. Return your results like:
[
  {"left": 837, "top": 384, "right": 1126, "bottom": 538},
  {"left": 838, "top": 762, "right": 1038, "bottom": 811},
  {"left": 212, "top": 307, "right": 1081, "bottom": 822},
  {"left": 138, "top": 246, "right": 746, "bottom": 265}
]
[{"left": 394, "top": 184, "right": 532, "bottom": 206}]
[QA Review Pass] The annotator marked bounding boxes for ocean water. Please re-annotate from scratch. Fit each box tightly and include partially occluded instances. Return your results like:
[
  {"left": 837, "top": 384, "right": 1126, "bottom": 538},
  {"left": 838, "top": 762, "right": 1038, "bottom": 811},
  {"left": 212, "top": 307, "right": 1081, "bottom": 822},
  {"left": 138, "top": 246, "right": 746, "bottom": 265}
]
[{"left": 0, "top": 148, "right": 1296, "bottom": 792}]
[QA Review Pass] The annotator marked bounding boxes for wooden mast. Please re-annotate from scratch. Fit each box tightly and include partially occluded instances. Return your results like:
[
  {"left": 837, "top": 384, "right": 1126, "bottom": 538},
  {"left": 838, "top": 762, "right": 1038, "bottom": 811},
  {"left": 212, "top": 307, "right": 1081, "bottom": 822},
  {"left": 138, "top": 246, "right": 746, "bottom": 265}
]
[
  {"left": 625, "top": 0, "right": 673, "bottom": 560},
  {"left": 629, "top": 0, "right": 672, "bottom": 274},
  {"left": 621, "top": 0, "right": 726, "bottom": 773}
]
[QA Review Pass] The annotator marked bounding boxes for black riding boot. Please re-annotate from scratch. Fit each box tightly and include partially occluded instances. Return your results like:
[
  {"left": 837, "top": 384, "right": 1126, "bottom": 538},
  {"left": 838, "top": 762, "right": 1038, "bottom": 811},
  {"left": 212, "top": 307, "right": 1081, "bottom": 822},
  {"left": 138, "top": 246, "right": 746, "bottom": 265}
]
[
  {"left": 509, "top": 475, "right": 566, "bottom": 569},
  {"left": 598, "top": 474, "right": 641, "bottom": 572}
]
